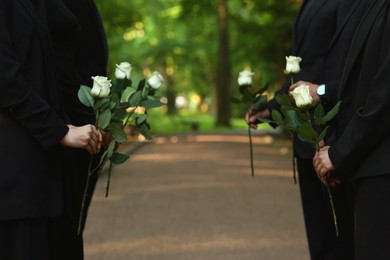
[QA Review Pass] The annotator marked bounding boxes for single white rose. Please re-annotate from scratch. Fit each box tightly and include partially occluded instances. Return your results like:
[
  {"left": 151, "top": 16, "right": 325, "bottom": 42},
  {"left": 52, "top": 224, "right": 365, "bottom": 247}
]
[
  {"left": 115, "top": 62, "right": 132, "bottom": 80},
  {"left": 237, "top": 70, "right": 254, "bottom": 86},
  {"left": 284, "top": 56, "right": 302, "bottom": 75},
  {"left": 147, "top": 71, "right": 164, "bottom": 89},
  {"left": 91, "top": 76, "right": 112, "bottom": 98},
  {"left": 290, "top": 84, "right": 314, "bottom": 108}
]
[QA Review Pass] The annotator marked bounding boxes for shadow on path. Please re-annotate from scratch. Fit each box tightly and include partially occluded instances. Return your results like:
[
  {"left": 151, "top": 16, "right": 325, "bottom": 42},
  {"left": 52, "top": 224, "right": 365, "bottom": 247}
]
[{"left": 84, "top": 133, "right": 310, "bottom": 260}]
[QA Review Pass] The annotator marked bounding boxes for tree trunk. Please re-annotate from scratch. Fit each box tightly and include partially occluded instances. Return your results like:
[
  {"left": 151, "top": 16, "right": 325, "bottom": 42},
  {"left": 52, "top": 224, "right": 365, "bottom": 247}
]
[
  {"left": 215, "top": 0, "right": 231, "bottom": 127},
  {"left": 160, "top": 64, "right": 177, "bottom": 115}
]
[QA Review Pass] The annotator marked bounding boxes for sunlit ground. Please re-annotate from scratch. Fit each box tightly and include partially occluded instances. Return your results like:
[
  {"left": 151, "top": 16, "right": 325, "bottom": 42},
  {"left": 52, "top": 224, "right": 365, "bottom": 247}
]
[{"left": 84, "top": 133, "right": 309, "bottom": 260}]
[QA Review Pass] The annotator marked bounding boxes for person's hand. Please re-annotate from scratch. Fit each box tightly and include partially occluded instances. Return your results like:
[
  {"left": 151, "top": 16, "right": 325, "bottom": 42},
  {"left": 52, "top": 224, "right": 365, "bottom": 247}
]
[
  {"left": 100, "top": 130, "right": 118, "bottom": 151},
  {"left": 61, "top": 124, "right": 102, "bottom": 154},
  {"left": 289, "top": 81, "right": 321, "bottom": 102},
  {"left": 245, "top": 108, "right": 270, "bottom": 129},
  {"left": 313, "top": 146, "right": 337, "bottom": 185}
]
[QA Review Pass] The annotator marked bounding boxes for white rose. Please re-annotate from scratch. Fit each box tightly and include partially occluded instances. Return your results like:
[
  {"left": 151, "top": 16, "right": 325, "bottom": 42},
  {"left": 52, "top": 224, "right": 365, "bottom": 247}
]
[
  {"left": 147, "top": 71, "right": 164, "bottom": 89},
  {"left": 90, "top": 76, "right": 112, "bottom": 98},
  {"left": 237, "top": 70, "right": 254, "bottom": 86},
  {"left": 284, "top": 56, "right": 302, "bottom": 75},
  {"left": 115, "top": 62, "right": 132, "bottom": 80},
  {"left": 290, "top": 84, "right": 314, "bottom": 108}
]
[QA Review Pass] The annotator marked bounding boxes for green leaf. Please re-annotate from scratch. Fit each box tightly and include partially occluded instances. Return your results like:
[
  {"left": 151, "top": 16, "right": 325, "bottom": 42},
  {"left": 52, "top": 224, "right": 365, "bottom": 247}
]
[
  {"left": 314, "top": 104, "right": 325, "bottom": 125},
  {"left": 296, "top": 123, "right": 318, "bottom": 144},
  {"left": 77, "top": 85, "right": 95, "bottom": 107},
  {"left": 252, "top": 95, "right": 268, "bottom": 111},
  {"left": 107, "top": 140, "right": 116, "bottom": 159},
  {"left": 137, "top": 122, "right": 153, "bottom": 140},
  {"left": 94, "top": 98, "right": 110, "bottom": 110},
  {"left": 271, "top": 109, "right": 284, "bottom": 125},
  {"left": 97, "top": 150, "right": 108, "bottom": 169},
  {"left": 121, "top": 87, "right": 136, "bottom": 102},
  {"left": 141, "top": 82, "right": 150, "bottom": 98},
  {"left": 136, "top": 114, "right": 147, "bottom": 125},
  {"left": 97, "top": 140, "right": 116, "bottom": 168},
  {"left": 137, "top": 79, "right": 146, "bottom": 91},
  {"left": 239, "top": 85, "right": 251, "bottom": 96},
  {"left": 140, "top": 99, "right": 165, "bottom": 109},
  {"left": 112, "top": 107, "right": 128, "bottom": 122},
  {"left": 128, "top": 90, "right": 142, "bottom": 106},
  {"left": 107, "top": 123, "right": 127, "bottom": 143},
  {"left": 110, "top": 152, "right": 129, "bottom": 165},
  {"left": 276, "top": 94, "right": 294, "bottom": 107},
  {"left": 98, "top": 109, "right": 111, "bottom": 130},
  {"left": 109, "top": 101, "right": 116, "bottom": 110},
  {"left": 257, "top": 116, "right": 273, "bottom": 124},
  {"left": 323, "top": 101, "right": 342, "bottom": 122},
  {"left": 284, "top": 110, "right": 301, "bottom": 131},
  {"left": 317, "top": 126, "right": 329, "bottom": 143}
]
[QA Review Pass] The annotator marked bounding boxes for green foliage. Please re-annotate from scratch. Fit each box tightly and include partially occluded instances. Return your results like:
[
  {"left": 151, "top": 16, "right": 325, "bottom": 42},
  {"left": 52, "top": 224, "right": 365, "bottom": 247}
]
[
  {"left": 95, "top": 0, "right": 301, "bottom": 119},
  {"left": 267, "top": 92, "right": 342, "bottom": 148}
]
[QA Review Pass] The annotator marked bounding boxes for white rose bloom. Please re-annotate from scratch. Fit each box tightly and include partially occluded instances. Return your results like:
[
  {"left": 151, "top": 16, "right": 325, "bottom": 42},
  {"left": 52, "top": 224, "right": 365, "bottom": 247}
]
[
  {"left": 284, "top": 56, "right": 302, "bottom": 75},
  {"left": 91, "top": 76, "right": 112, "bottom": 98},
  {"left": 147, "top": 71, "right": 164, "bottom": 89},
  {"left": 290, "top": 84, "right": 314, "bottom": 108},
  {"left": 115, "top": 62, "right": 132, "bottom": 80},
  {"left": 237, "top": 70, "right": 254, "bottom": 86}
]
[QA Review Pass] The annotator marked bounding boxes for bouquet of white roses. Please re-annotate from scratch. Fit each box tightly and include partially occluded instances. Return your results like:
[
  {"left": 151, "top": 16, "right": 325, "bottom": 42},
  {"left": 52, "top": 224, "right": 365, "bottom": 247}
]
[{"left": 77, "top": 62, "right": 164, "bottom": 234}]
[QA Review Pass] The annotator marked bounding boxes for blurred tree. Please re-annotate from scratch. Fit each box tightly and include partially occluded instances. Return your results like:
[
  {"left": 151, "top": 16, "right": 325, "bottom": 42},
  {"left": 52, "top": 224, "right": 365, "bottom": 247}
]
[{"left": 95, "top": 0, "right": 300, "bottom": 122}]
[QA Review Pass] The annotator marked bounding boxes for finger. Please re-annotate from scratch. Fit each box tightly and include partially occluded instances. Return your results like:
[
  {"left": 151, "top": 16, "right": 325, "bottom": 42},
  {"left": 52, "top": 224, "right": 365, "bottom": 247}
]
[
  {"left": 85, "top": 144, "right": 94, "bottom": 155},
  {"left": 320, "top": 173, "right": 328, "bottom": 186}
]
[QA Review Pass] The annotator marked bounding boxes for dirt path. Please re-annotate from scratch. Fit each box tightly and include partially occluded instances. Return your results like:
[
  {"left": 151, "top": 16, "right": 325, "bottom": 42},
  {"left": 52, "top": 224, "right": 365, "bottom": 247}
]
[{"left": 84, "top": 133, "right": 310, "bottom": 260}]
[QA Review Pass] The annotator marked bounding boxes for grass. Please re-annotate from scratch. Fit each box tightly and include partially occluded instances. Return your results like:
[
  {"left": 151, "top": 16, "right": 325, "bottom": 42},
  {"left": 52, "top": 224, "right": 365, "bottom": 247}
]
[{"left": 146, "top": 108, "right": 273, "bottom": 135}]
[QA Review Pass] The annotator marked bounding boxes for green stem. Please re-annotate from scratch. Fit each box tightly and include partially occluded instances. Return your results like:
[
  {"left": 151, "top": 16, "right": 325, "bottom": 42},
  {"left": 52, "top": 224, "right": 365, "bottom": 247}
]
[
  {"left": 248, "top": 126, "right": 255, "bottom": 177},
  {"left": 292, "top": 140, "right": 297, "bottom": 184},
  {"left": 105, "top": 161, "right": 113, "bottom": 197},
  {"left": 325, "top": 183, "right": 339, "bottom": 237},
  {"left": 315, "top": 144, "right": 339, "bottom": 237},
  {"left": 78, "top": 156, "right": 93, "bottom": 235},
  {"left": 78, "top": 109, "right": 100, "bottom": 235}
]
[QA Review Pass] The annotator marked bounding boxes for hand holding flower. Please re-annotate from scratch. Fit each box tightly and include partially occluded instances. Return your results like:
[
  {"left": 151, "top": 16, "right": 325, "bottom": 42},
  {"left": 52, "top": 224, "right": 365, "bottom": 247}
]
[
  {"left": 245, "top": 108, "right": 271, "bottom": 129},
  {"left": 313, "top": 146, "right": 337, "bottom": 185},
  {"left": 61, "top": 124, "right": 102, "bottom": 154}
]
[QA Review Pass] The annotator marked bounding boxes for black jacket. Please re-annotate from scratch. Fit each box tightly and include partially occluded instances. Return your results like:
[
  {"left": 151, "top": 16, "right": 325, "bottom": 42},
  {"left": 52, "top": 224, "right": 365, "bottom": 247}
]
[
  {"left": 329, "top": 0, "right": 390, "bottom": 179},
  {"left": 0, "top": 0, "right": 69, "bottom": 220},
  {"left": 268, "top": 0, "right": 340, "bottom": 159}
]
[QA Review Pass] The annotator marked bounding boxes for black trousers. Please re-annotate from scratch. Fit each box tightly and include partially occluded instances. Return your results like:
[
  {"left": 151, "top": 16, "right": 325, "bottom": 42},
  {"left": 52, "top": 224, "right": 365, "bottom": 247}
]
[
  {"left": 297, "top": 158, "right": 354, "bottom": 260},
  {"left": 355, "top": 174, "right": 390, "bottom": 260},
  {"left": 47, "top": 148, "right": 100, "bottom": 260},
  {"left": 0, "top": 218, "right": 50, "bottom": 260}
]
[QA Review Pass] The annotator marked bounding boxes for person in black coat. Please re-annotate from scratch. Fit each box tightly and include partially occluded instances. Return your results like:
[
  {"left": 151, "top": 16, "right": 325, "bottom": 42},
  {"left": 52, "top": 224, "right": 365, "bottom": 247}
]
[
  {"left": 314, "top": 0, "right": 390, "bottom": 258},
  {"left": 45, "top": 0, "right": 109, "bottom": 259},
  {"left": 246, "top": 1, "right": 358, "bottom": 259},
  {"left": 0, "top": 0, "right": 102, "bottom": 259}
]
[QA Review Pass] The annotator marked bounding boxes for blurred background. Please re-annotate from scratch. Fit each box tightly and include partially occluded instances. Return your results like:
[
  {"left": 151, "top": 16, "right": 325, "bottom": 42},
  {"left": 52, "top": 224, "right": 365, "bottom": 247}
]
[{"left": 95, "top": 0, "right": 302, "bottom": 135}]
